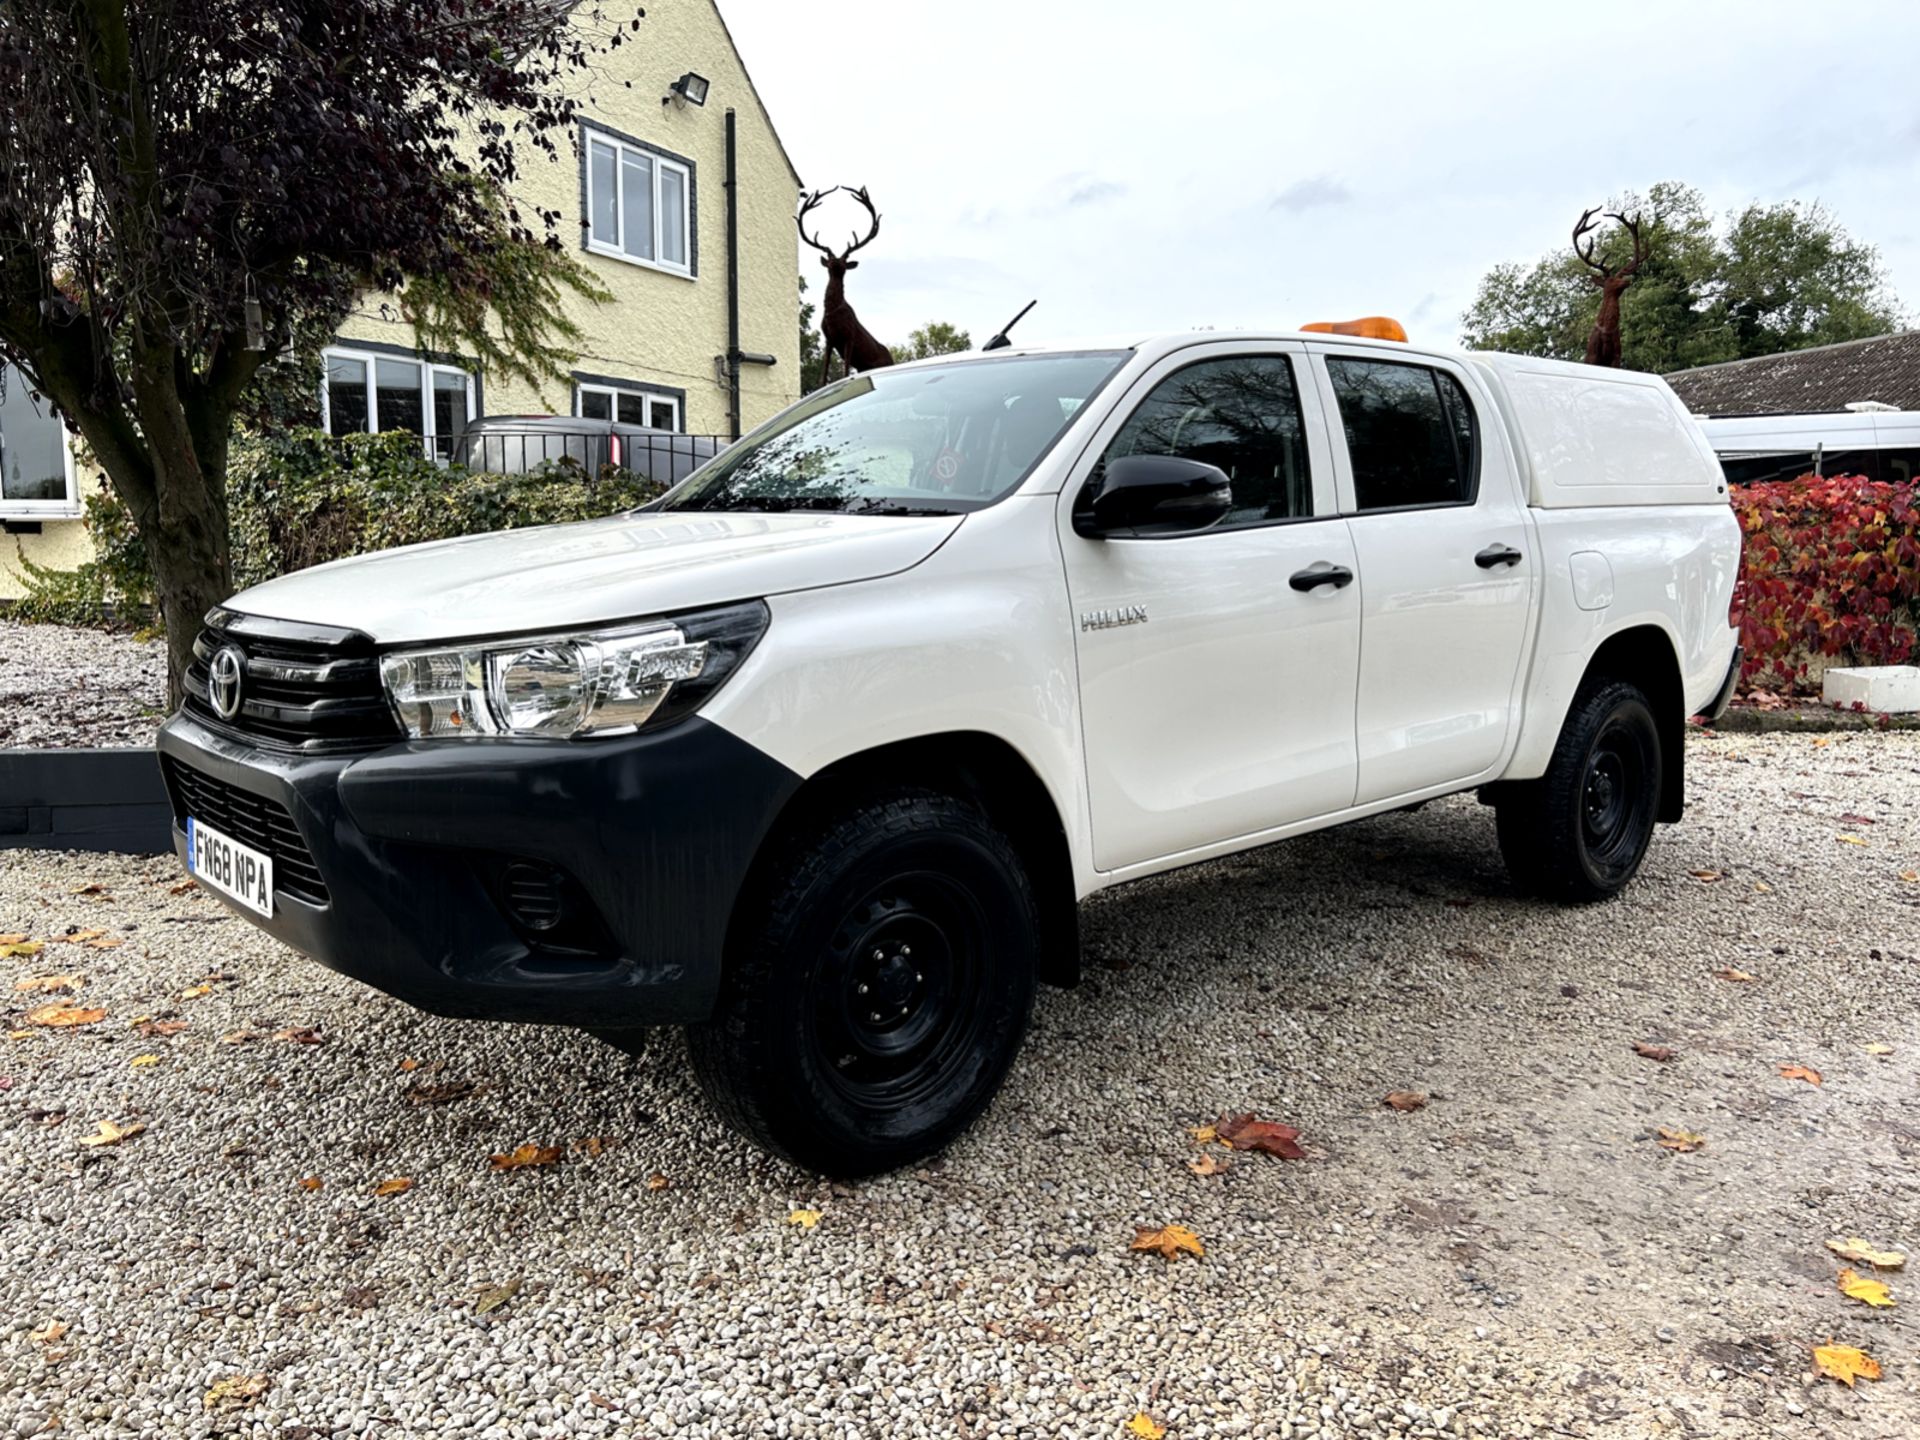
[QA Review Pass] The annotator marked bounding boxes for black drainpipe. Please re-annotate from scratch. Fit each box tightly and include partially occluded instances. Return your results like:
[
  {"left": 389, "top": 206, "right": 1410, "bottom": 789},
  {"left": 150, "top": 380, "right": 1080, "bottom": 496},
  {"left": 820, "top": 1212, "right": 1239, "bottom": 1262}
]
[{"left": 722, "top": 107, "right": 778, "bottom": 443}]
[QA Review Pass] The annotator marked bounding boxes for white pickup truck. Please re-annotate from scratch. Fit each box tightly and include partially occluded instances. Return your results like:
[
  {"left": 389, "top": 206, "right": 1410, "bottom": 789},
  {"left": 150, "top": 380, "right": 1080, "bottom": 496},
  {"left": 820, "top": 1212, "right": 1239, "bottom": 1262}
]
[{"left": 158, "top": 327, "right": 1742, "bottom": 1174}]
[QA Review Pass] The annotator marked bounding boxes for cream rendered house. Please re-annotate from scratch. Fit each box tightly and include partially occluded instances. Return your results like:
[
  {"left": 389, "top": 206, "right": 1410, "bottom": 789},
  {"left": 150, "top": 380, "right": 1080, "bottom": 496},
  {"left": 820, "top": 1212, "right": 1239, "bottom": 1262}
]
[{"left": 2, "top": 0, "right": 802, "bottom": 600}]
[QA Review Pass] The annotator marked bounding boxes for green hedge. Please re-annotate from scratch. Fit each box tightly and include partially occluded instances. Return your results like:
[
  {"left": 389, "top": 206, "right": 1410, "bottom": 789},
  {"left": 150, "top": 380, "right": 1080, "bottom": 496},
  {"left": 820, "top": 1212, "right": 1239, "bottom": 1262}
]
[{"left": 8, "top": 429, "right": 666, "bottom": 629}]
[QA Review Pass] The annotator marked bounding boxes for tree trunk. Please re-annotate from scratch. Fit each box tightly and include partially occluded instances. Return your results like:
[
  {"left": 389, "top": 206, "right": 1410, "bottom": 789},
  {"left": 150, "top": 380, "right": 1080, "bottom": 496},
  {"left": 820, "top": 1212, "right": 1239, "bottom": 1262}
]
[{"left": 142, "top": 441, "right": 233, "bottom": 712}]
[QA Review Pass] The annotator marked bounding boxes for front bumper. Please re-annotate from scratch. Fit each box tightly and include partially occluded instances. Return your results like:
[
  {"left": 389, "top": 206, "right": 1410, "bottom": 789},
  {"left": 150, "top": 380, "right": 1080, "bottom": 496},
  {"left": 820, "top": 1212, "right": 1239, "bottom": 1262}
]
[{"left": 156, "top": 713, "right": 801, "bottom": 1028}]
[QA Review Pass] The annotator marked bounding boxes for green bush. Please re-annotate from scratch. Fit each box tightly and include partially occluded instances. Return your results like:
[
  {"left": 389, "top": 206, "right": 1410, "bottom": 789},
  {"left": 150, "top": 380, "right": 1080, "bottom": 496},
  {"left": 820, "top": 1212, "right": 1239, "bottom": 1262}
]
[{"left": 9, "top": 428, "right": 666, "bottom": 630}]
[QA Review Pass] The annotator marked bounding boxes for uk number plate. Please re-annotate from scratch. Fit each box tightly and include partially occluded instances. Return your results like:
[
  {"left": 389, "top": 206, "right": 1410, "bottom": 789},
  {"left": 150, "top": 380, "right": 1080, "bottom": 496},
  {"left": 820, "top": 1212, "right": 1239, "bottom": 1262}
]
[{"left": 186, "top": 817, "right": 274, "bottom": 918}]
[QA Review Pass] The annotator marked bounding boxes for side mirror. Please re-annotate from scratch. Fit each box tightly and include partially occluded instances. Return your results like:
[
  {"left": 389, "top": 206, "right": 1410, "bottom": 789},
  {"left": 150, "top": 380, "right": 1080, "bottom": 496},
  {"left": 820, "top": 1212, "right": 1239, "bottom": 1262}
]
[{"left": 1073, "top": 454, "right": 1233, "bottom": 538}]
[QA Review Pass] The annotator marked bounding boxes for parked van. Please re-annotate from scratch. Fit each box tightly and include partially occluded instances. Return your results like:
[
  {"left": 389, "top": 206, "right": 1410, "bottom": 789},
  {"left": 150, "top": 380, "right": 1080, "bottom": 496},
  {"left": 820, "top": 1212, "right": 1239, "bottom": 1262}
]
[
  {"left": 159, "top": 329, "right": 1742, "bottom": 1174},
  {"left": 1697, "top": 409, "right": 1920, "bottom": 485}
]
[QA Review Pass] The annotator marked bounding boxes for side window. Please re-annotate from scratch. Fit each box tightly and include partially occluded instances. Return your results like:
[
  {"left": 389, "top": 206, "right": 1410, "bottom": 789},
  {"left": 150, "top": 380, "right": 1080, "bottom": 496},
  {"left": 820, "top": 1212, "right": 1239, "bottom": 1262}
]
[
  {"left": 1100, "top": 355, "right": 1313, "bottom": 529},
  {"left": 1326, "top": 358, "right": 1480, "bottom": 511}
]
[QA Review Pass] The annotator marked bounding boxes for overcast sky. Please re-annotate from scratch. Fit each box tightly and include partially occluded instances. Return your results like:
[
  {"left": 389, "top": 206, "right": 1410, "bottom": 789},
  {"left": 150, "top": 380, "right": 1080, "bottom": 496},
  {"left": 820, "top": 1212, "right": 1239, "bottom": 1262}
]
[{"left": 718, "top": 0, "right": 1920, "bottom": 352}]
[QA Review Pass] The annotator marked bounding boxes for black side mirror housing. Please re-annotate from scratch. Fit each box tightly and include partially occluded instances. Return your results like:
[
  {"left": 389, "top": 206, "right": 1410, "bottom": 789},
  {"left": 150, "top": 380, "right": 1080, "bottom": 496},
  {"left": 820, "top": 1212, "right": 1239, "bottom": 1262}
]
[{"left": 1073, "top": 454, "right": 1233, "bottom": 538}]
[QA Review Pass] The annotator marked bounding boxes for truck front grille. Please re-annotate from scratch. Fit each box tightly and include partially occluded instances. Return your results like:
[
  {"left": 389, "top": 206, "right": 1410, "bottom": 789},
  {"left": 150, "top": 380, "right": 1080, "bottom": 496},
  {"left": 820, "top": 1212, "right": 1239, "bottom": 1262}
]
[
  {"left": 182, "top": 609, "right": 400, "bottom": 753},
  {"left": 163, "top": 757, "right": 330, "bottom": 906}
]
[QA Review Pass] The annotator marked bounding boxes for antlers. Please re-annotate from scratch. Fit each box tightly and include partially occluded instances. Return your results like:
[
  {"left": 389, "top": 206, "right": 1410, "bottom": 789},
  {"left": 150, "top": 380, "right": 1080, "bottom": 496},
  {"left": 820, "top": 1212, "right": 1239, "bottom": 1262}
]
[
  {"left": 1571, "top": 206, "right": 1650, "bottom": 282},
  {"left": 796, "top": 185, "right": 881, "bottom": 262}
]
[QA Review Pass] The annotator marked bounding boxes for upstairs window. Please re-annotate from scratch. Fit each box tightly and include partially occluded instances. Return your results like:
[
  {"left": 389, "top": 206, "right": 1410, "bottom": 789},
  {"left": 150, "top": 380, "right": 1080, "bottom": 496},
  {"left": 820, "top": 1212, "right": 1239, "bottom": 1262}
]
[
  {"left": 0, "top": 365, "right": 77, "bottom": 515},
  {"left": 1326, "top": 358, "right": 1479, "bottom": 511},
  {"left": 1100, "top": 354, "right": 1314, "bottom": 530},
  {"left": 585, "top": 128, "right": 692, "bottom": 275},
  {"left": 323, "top": 347, "right": 474, "bottom": 461}
]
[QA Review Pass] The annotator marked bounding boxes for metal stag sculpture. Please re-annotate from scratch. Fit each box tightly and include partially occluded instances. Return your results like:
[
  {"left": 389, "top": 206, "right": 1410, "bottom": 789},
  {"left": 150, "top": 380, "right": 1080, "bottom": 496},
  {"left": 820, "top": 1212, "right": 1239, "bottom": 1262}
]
[
  {"left": 798, "top": 186, "right": 894, "bottom": 382},
  {"left": 1572, "top": 206, "right": 1651, "bottom": 369}
]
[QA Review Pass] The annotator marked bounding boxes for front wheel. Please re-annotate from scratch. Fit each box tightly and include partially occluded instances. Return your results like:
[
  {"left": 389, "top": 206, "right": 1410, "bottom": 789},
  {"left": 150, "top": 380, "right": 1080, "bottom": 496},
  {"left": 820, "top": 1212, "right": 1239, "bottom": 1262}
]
[
  {"left": 1496, "top": 679, "right": 1663, "bottom": 903},
  {"left": 686, "top": 790, "right": 1038, "bottom": 1175}
]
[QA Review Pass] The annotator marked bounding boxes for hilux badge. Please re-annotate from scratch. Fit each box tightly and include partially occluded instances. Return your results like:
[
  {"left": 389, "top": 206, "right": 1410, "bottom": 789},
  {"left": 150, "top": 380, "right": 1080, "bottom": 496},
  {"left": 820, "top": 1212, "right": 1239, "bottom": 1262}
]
[
  {"left": 1080, "top": 605, "right": 1148, "bottom": 632},
  {"left": 209, "top": 646, "right": 246, "bottom": 720}
]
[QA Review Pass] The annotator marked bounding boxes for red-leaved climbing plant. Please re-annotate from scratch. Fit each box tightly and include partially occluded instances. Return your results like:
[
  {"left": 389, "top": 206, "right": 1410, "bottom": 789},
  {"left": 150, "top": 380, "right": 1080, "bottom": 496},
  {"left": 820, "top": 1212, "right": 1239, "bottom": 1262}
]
[{"left": 1734, "top": 473, "right": 1920, "bottom": 694}]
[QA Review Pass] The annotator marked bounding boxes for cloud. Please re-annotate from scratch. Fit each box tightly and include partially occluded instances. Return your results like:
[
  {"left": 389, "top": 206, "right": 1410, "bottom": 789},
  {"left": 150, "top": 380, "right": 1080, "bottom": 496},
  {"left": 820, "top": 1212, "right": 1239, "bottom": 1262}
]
[
  {"left": 1063, "top": 177, "right": 1126, "bottom": 208},
  {"left": 1270, "top": 176, "right": 1353, "bottom": 213}
]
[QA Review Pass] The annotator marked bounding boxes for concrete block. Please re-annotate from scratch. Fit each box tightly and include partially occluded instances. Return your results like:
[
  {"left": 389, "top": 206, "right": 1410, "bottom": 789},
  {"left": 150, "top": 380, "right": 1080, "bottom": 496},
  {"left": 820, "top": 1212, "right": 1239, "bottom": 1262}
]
[{"left": 1823, "top": 665, "right": 1920, "bottom": 714}]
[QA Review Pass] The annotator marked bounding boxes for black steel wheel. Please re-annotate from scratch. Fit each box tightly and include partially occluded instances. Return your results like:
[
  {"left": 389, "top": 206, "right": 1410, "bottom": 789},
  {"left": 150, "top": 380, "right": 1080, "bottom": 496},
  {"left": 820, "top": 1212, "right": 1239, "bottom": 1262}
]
[
  {"left": 687, "top": 789, "right": 1037, "bottom": 1175},
  {"left": 1497, "top": 679, "right": 1663, "bottom": 903}
]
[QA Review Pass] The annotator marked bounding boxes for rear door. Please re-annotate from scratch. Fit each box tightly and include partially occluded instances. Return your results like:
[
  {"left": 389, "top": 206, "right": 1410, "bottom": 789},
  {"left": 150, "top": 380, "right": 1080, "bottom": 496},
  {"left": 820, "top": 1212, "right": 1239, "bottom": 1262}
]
[
  {"left": 1059, "top": 343, "right": 1361, "bottom": 872},
  {"left": 1306, "top": 347, "right": 1535, "bottom": 806}
]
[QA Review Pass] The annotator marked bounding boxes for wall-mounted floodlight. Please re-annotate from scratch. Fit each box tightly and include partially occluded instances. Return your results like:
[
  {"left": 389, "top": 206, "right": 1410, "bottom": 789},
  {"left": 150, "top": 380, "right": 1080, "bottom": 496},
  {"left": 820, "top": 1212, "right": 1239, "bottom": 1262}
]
[{"left": 664, "top": 72, "right": 710, "bottom": 108}]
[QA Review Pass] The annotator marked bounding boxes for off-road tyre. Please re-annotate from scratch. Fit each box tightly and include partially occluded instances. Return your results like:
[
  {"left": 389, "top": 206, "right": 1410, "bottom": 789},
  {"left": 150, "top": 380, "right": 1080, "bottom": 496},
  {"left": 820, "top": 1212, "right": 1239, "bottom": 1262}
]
[
  {"left": 1496, "top": 678, "right": 1663, "bottom": 903},
  {"left": 686, "top": 789, "right": 1038, "bottom": 1176}
]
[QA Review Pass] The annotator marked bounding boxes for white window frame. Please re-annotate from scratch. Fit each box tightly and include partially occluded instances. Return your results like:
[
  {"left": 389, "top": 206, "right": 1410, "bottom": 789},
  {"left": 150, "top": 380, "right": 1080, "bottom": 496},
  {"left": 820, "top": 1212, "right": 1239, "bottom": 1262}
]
[
  {"left": 575, "top": 382, "right": 682, "bottom": 433},
  {"left": 319, "top": 346, "right": 476, "bottom": 458},
  {"left": 0, "top": 371, "right": 81, "bottom": 520},
  {"left": 582, "top": 128, "right": 694, "bottom": 279}
]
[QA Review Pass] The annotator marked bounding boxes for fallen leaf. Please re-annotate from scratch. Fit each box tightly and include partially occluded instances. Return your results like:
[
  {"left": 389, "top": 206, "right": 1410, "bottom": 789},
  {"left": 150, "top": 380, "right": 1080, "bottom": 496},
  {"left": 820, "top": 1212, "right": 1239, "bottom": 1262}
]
[
  {"left": 1187, "top": 1123, "right": 1217, "bottom": 1145},
  {"left": 1187, "top": 1152, "right": 1230, "bottom": 1176},
  {"left": 1131, "top": 1223, "right": 1205, "bottom": 1261},
  {"left": 30, "top": 1320, "right": 67, "bottom": 1344},
  {"left": 1633, "top": 1042, "right": 1676, "bottom": 1062},
  {"left": 219, "top": 1029, "right": 258, "bottom": 1045},
  {"left": 578, "top": 1135, "right": 613, "bottom": 1157},
  {"left": 1827, "top": 1238, "right": 1906, "bottom": 1270},
  {"left": 1215, "top": 1112, "right": 1306, "bottom": 1158},
  {"left": 83, "top": 936, "right": 124, "bottom": 950},
  {"left": 1752, "top": 881, "right": 1773, "bottom": 893},
  {"left": 1900, "top": 870, "right": 1919, "bottom": 884},
  {"left": 7, "top": 1029, "right": 32, "bottom": 1040},
  {"left": 178, "top": 984, "right": 213, "bottom": 1000},
  {"left": 297, "top": 1176, "right": 323, "bottom": 1192},
  {"left": 170, "top": 879, "right": 199, "bottom": 894},
  {"left": 1812, "top": 737, "right": 1831, "bottom": 748},
  {"left": 788, "top": 1209, "right": 822, "bottom": 1229},
  {"left": 204, "top": 1373, "right": 268, "bottom": 1410},
  {"left": 1689, "top": 869, "right": 1723, "bottom": 883},
  {"left": 1838, "top": 1268, "right": 1895, "bottom": 1308},
  {"left": 0, "top": 939, "right": 45, "bottom": 958},
  {"left": 134, "top": 1018, "right": 188, "bottom": 1038},
  {"left": 26, "top": 1003, "right": 105, "bottom": 1027},
  {"left": 1713, "top": 967, "right": 1756, "bottom": 983},
  {"left": 474, "top": 1276, "right": 522, "bottom": 1315},
  {"left": 646, "top": 1172, "right": 670, "bottom": 1191},
  {"left": 1126, "top": 1415, "right": 1167, "bottom": 1440},
  {"left": 130, "top": 1054, "right": 161, "bottom": 1068},
  {"left": 47, "top": 929, "right": 106, "bottom": 944},
  {"left": 14, "top": 974, "right": 83, "bottom": 993},
  {"left": 0, "top": 933, "right": 28, "bottom": 944},
  {"left": 1656, "top": 1127, "right": 1705, "bottom": 1153},
  {"left": 373, "top": 1177, "right": 413, "bottom": 1197},
  {"left": 270, "top": 1026, "right": 324, "bottom": 1044},
  {"left": 1864, "top": 1043, "right": 1893, "bottom": 1057},
  {"left": 70, "top": 883, "right": 110, "bottom": 897},
  {"left": 79, "top": 1119, "right": 146, "bottom": 1147},
  {"left": 1836, "top": 834, "right": 1869, "bottom": 847},
  {"left": 1813, "top": 1343, "right": 1881, "bottom": 1387},
  {"left": 1778, "top": 1063, "right": 1823, "bottom": 1086},
  {"left": 397, "top": 1057, "right": 423, "bottom": 1071},
  {"left": 1383, "top": 1090, "right": 1428, "bottom": 1112},
  {"left": 488, "top": 1143, "right": 562, "bottom": 1172}
]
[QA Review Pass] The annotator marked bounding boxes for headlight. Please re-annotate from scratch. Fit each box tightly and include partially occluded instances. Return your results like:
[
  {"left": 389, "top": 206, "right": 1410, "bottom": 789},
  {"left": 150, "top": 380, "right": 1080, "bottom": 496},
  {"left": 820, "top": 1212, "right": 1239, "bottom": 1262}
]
[{"left": 378, "top": 600, "right": 768, "bottom": 740}]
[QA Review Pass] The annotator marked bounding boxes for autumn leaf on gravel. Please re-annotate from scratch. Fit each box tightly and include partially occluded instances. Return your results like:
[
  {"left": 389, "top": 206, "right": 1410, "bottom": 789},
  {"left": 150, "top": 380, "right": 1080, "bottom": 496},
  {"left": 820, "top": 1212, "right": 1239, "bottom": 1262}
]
[
  {"left": 271, "top": 1026, "right": 324, "bottom": 1044},
  {"left": 0, "top": 939, "right": 45, "bottom": 958},
  {"left": 1215, "top": 1112, "right": 1306, "bottom": 1158},
  {"left": 170, "top": 879, "right": 198, "bottom": 894},
  {"left": 1656, "top": 1127, "right": 1706, "bottom": 1153},
  {"left": 1836, "top": 834, "right": 1869, "bottom": 847},
  {"left": 1778, "top": 1063, "right": 1823, "bottom": 1086},
  {"left": 1383, "top": 1090, "right": 1428, "bottom": 1112},
  {"left": 134, "top": 1018, "right": 188, "bottom": 1038},
  {"left": 70, "top": 883, "right": 110, "bottom": 897},
  {"left": 178, "top": 984, "right": 213, "bottom": 1001},
  {"left": 397, "top": 1057, "right": 423, "bottom": 1072},
  {"left": 14, "top": 974, "right": 83, "bottom": 993},
  {"left": 219, "top": 1030, "right": 258, "bottom": 1045},
  {"left": 27, "top": 1002, "right": 105, "bottom": 1028},
  {"left": 297, "top": 1176, "right": 323, "bottom": 1193},
  {"left": 1689, "top": 869, "right": 1723, "bottom": 883},
  {"left": 130, "top": 1054, "right": 160, "bottom": 1068},
  {"left": 1712, "top": 967, "right": 1756, "bottom": 983},
  {"left": 788, "top": 1209, "right": 822, "bottom": 1229},
  {"left": 1901, "top": 870, "right": 1919, "bottom": 884},
  {"left": 1827, "top": 1238, "right": 1906, "bottom": 1270},
  {"left": 204, "top": 1374, "right": 268, "bottom": 1410},
  {"left": 488, "top": 1143, "right": 562, "bottom": 1172},
  {"left": 577, "top": 1136, "right": 614, "bottom": 1157},
  {"left": 1633, "top": 1042, "right": 1676, "bottom": 1062},
  {"left": 1131, "top": 1223, "right": 1205, "bottom": 1261},
  {"left": 1864, "top": 1043, "right": 1893, "bottom": 1057},
  {"left": 1838, "top": 1268, "right": 1896, "bottom": 1308},
  {"left": 0, "top": 933, "right": 28, "bottom": 945},
  {"left": 1187, "top": 1152, "right": 1230, "bottom": 1177},
  {"left": 1126, "top": 1415, "right": 1167, "bottom": 1440},
  {"left": 646, "top": 1173, "right": 670, "bottom": 1192},
  {"left": 81, "top": 936, "right": 124, "bottom": 950},
  {"left": 373, "top": 1177, "right": 413, "bottom": 1197},
  {"left": 30, "top": 1320, "right": 66, "bottom": 1344},
  {"left": 47, "top": 929, "right": 106, "bottom": 945},
  {"left": 1813, "top": 1344, "right": 1881, "bottom": 1387},
  {"left": 1187, "top": 1123, "right": 1218, "bottom": 1145},
  {"left": 79, "top": 1119, "right": 146, "bottom": 1147},
  {"left": 474, "top": 1277, "right": 522, "bottom": 1316}
]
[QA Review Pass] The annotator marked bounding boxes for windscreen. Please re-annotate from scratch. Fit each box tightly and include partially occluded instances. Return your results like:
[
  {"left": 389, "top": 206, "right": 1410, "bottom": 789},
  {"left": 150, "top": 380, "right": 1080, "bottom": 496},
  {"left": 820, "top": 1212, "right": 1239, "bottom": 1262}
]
[{"left": 659, "top": 351, "right": 1127, "bottom": 516}]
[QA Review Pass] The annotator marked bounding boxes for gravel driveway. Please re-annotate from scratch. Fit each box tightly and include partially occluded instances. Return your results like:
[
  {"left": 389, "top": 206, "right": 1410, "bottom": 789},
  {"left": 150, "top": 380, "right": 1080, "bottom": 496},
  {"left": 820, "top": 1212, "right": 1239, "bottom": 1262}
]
[
  {"left": 2, "top": 731, "right": 1917, "bottom": 1439},
  {"left": 0, "top": 619, "right": 166, "bottom": 748}
]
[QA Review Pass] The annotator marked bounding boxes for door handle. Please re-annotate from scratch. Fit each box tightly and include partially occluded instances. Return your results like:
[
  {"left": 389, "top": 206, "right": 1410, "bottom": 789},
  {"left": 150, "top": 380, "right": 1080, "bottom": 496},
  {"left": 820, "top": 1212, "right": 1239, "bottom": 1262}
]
[
  {"left": 1289, "top": 562, "right": 1354, "bottom": 592},
  {"left": 1475, "top": 543, "right": 1524, "bottom": 569}
]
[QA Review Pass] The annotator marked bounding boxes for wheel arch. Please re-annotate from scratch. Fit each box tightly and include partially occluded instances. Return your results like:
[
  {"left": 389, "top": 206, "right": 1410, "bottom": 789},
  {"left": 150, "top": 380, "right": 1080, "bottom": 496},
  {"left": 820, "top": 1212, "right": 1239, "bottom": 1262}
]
[
  {"left": 1571, "top": 623, "right": 1688, "bottom": 823},
  {"left": 731, "top": 731, "right": 1082, "bottom": 988}
]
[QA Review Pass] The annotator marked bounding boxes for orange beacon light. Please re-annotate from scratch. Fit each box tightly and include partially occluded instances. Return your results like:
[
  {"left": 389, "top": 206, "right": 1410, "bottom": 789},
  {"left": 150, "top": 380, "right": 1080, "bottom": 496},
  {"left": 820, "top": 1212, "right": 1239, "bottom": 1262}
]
[{"left": 1301, "top": 316, "right": 1409, "bottom": 342}]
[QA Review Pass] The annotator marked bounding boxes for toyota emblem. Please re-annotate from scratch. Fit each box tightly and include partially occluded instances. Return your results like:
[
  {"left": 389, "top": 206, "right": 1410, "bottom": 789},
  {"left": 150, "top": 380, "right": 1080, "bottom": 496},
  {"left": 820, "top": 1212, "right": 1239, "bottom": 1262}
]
[{"left": 209, "top": 646, "right": 246, "bottom": 721}]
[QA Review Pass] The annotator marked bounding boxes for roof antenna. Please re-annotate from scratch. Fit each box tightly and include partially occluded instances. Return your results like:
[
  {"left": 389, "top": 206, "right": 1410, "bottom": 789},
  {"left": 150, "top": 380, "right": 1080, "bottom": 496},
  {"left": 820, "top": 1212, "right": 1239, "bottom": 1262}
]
[{"left": 981, "top": 299, "right": 1036, "bottom": 352}]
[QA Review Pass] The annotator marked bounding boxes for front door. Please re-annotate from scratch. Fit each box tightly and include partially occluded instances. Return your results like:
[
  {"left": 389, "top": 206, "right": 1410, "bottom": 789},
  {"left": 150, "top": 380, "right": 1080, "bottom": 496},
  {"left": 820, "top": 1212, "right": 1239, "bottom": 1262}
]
[
  {"left": 1307, "top": 347, "right": 1535, "bottom": 806},
  {"left": 1060, "top": 345, "right": 1361, "bottom": 872}
]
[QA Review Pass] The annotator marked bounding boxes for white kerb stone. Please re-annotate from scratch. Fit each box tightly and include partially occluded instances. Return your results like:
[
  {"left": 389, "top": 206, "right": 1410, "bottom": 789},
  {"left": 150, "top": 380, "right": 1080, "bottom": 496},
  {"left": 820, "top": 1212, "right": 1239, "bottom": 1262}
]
[{"left": 1823, "top": 666, "right": 1920, "bottom": 713}]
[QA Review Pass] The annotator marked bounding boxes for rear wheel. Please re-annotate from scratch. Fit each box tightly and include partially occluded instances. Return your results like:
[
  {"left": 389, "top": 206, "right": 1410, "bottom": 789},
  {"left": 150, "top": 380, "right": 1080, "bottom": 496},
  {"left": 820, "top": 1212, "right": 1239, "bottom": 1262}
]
[
  {"left": 686, "top": 789, "right": 1037, "bottom": 1175},
  {"left": 1496, "top": 679, "right": 1662, "bottom": 903}
]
